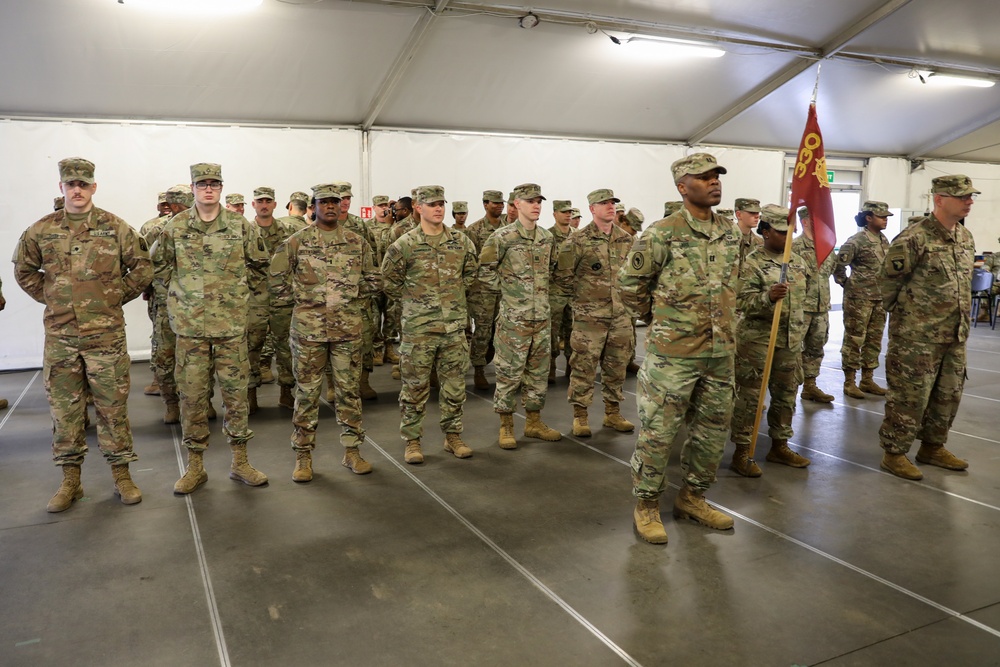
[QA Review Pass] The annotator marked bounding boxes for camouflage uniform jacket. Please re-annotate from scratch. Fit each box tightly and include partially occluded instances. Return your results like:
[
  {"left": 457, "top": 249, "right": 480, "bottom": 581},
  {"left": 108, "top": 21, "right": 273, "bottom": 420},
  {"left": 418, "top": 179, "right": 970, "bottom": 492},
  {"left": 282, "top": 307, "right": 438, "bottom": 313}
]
[
  {"left": 466, "top": 216, "right": 504, "bottom": 256},
  {"left": 269, "top": 225, "right": 381, "bottom": 342},
  {"left": 738, "top": 228, "right": 763, "bottom": 266},
  {"left": 834, "top": 229, "right": 889, "bottom": 301},
  {"left": 249, "top": 218, "right": 298, "bottom": 312},
  {"left": 13, "top": 207, "right": 152, "bottom": 336},
  {"left": 881, "top": 214, "right": 974, "bottom": 344},
  {"left": 139, "top": 213, "right": 170, "bottom": 243},
  {"left": 553, "top": 221, "right": 633, "bottom": 322},
  {"left": 618, "top": 208, "right": 741, "bottom": 358},
  {"left": 737, "top": 246, "right": 807, "bottom": 349},
  {"left": 389, "top": 215, "right": 418, "bottom": 244},
  {"left": 793, "top": 234, "right": 836, "bottom": 313},
  {"left": 478, "top": 220, "right": 554, "bottom": 323},
  {"left": 381, "top": 226, "right": 479, "bottom": 336},
  {"left": 153, "top": 207, "right": 269, "bottom": 338},
  {"left": 344, "top": 213, "right": 377, "bottom": 250},
  {"left": 277, "top": 214, "right": 308, "bottom": 231}
]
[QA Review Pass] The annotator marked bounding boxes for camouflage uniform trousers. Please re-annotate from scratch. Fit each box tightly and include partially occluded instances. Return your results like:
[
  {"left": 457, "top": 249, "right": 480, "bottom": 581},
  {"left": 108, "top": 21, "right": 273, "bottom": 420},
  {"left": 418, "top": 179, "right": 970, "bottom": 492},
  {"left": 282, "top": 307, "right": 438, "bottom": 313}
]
[
  {"left": 150, "top": 298, "right": 179, "bottom": 404},
  {"left": 631, "top": 353, "right": 734, "bottom": 499},
  {"left": 291, "top": 335, "right": 363, "bottom": 451},
  {"left": 549, "top": 294, "right": 572, "bottom": 358},
  {"left": 399, "top": 329, "right": 469, "bottom": 441},
  {"left": 841, "top": 297, "right": 886, "bottom": 370},
  {"left": 494, "top": 318, "right": 550, "bottom": 413},
  {"left": 43, "top": 331, "right": 138, "bottom": 467},
  {"left": 269, "top": 306, "right": 295, "bottom": 388},
  {"left": 385, "top": 296, "right": 401, "bottom": 343},
  {"left": 567, "top": 315, "right": 633, "bottom": 408},
  {"left": 175, "top": 334, "right": 253, "bottom": 451},
  {"left": 730, "top": 341, "right": 802, "bottom": 445},
  {"left": 260, "top": 328, "right": 275, "bottom": 367},
  {"left": 360, "top": 297, "right": 376, "bottom": 372},
  {"left": 801, "top": 311, "right": 829, "bottom": 380},
  {"left": 246, "top": 306, "right": 269, "bottom": 390},
  {"left": 469, "top": 289, "right": 501, "bottom": 366},
  {"left": 878, "top": 337, "right": 965, "bottom": 454}
]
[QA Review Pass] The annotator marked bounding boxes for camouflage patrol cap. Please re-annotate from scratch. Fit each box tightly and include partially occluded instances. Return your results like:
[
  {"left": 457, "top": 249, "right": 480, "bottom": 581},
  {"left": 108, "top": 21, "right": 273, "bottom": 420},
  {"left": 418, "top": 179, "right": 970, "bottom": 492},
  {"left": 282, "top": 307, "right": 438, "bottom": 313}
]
[
  {"left": 167, "top": 184, "right": 193, "bottom": 205},
  {"left": 569, "top": 208, "right": 582, "bottom": 218},
  {"left": 512, "top": 183, "right": 546, "bottom": 201},
  {"left": 931, "top": 174, "right": 980, "bottom": 197},
  {"left": 58, "top": 157, "right": 96, "bottom": 184},
  {"left": 415, "top": 185, "right": 447, "bottom": 204},
  {"left": 734, "top": 197, "right": 760, "bottom": 213},
  {"left": 253, "top": 186, "right": 275, "bottom": 201},
  {"left": 587, "top": 188, "right": 620, "bottom": 205},
  {"left": 334, "top": 182, "right": 354, "bottom": 198},
  {"left": 615, "top": 203, "right": 626, "bottom": 213},
  {"left": 372, "top": 195, "right": 390, "bottom": 206},
  {"left": 288, "top": 191, "right": 309, "bottom": 206},
  {"left": 483, "top": 189, "right": 504, "bottom": 203},
  {"left": 671, "top": 152, "right": 727, "bottom": 183},
  {"left": 717, "top": 208, "right": 735, "bottom": 219},
  {"left": 862, "top": 200, "right": 894, "bottom": 216},
  {"left": 53, "top": 196, "right": 64, "bottom": 211},
  {"left": 225, "top": 193, "right": 245, "bottom": 206},
  {"left": 157, "top": 192, "right": 167, "bottom": 205},
  {"left": 507, "top": 192, "right": 517, "bottom": 205},
  {"left": 797, "top": 207, "right": 811, "bottom": 219},
  {"left": 190, "top": 163, "right": 222, "bottom": 183},
  {"left": 625, "top": 207, "right": 644, "bottom": 230},
  {"left": 663, "top": 201, "right": 683, "bottom": 217},
  {"left": 452, "top": 201, "right": 469, "bottom": 213},
  {"left": 411, "top": 188, "right": 419, "bottom": 199},
  {"left": 553, "top": 200, "right": 573, "bottom": 212},
  {"left": 311, "top": 183, "right": 342, "bottom": 201},
  {"left": 759, "top": 204, "right": 792, "bottom": 231}
]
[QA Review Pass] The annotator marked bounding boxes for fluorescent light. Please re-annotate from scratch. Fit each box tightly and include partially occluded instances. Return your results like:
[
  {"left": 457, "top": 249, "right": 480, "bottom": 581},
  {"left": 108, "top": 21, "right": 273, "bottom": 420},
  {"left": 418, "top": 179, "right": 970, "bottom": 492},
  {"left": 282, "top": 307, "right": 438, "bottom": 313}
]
[
  {"left": 123, "top": 0, "right": 262, "bottom": 14},
  {"left": 625, "top": 35, "right": 725, "bottom": 59},
  {"left": 926, "top": 73, "right": 995, "bottom": 88}
]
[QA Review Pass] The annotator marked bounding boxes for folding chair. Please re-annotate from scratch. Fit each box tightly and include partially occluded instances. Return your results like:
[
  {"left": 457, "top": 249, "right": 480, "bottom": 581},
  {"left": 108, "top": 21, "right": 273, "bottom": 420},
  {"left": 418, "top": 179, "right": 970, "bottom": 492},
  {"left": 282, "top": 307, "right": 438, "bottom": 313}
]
[{"left": 971, "top": 268, "right": 993, "bottom": 328}]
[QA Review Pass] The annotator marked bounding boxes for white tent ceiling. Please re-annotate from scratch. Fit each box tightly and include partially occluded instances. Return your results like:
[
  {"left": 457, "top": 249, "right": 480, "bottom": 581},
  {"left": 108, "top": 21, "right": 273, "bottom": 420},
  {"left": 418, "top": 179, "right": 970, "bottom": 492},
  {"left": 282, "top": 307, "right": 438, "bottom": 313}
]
[{"left": 2, "top": 0, "right": 1000, "bottom": 162}]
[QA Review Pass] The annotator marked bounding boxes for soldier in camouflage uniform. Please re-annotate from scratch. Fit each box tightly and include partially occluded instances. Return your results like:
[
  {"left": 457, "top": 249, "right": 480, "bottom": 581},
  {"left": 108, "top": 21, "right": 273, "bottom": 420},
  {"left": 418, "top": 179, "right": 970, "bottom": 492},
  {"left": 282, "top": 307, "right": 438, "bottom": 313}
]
[
  {"left": 834, "top": 201, "right": 892, "bottom": 398},
  {"left": 369, "top": 194, "right": 394, "bottom": 365},
  {"left": 878, "top": 175, "right": 978, "bottom": 480},
  {"left": 382, "top": 196, "right": 417, "bottom": 377},
  {"left": 224, "top": 193, "right": 245, "bottom": 216},
  {"left": 548, "top": 199, "right": 575, "bottom": 383},
  {"left": 14, "top": 157, "right": 151, "bottom": 512},
  {"left": 465, "top": 189, "right": 507, "bottom": 389},
  {"left": 153, "top": 163, "right": 270, "bottom": 494},
  {"left": 276, "top": 191, "right": 310, "bottom": 231},
  {"left": 733, "top": 198, "right": 762, "bottom": 265},
  {"left": 618, "top": 153, "right": 738, "bottom": 544},
  {"left": 569, "top": 208, "right": 582, "bottom": 229},
  {"left": 552, "top": 188, "right": 635, "bottom": 438},
  {"left": 451, "top": 200, "right": 469, "bottom": 232},
  {"left": 794, "top": 206, "right": 838, "bottom": 402},
  {"left": 381, "top": 185, "right": 478, "bottom": 464},
  {"left": 479, "top": 183, "right": 562, "bottom": 449},
  {"left": 729, "top": 205, "right": 811, "bottom": 477},
  {"left": 138, "top": 192, "right": 173, "bottom": 396},
  {"left": 619, "top": 207, "right": 645, "bottom": 375},
  {"left": 270, "top": 183, "right": 381, "bottom": 482}
]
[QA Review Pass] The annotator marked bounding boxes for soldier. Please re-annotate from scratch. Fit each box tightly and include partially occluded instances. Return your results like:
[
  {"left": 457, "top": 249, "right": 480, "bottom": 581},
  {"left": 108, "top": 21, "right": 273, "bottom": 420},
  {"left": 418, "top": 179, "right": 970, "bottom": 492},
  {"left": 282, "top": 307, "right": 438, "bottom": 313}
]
[
  {"left": 276, "top": 191, "right": 310, "bottom": 231},
  {"left": 369, "top": 194, "right": 394, "bottom": 366},
  {"left": 383, "top": 195, "right": 416, "bottom": 378},
  {"left": 569, "top": 208, "right": 582, "bottom": 229},
  {"left": 451, "top": 201, "right": 469, "bottom": 231},
  {"left": 503, "top": 191, "right": 517, "bottom": 225},
  {"left": 270, "top": 183, "right": 381, "bottom": 481},
  {"left": 619, "top": 207, "right": 645, "bottom": 375},
  {"left": 479, "top": 183, "right": 562, "bottom": 449},
  {"left": 14, "top": 157, "right": 151, "bottom": 512},
  {"left": 153, "top": 162, "right": 270, "bottom": 494},
  {"left": 138, "top": 192, "right": 174, "bottom": 396},
  {"left": 381, "top": 185, "right": 478, "bottom": 464},
  {"left": 733, "top": 198, "right": 762, "bottom": 265},
  {"left": 729, "top": 204, "right": 811, "bottom": 477},
  {"left": 835, "top": 201, "right": 892, "bottom": 398},
  {"left": 466, "top": 189, "right": 507, "bottom": 389},
  {"left": 225, "top": 193, "right": 245, "bottom": 216},
  {"left": 548, "top": 199, "right": 575, "bottom": 383},
  {"left": 794, "top": 207, "right": 837, "bottom": 402},
  {"left": 618, "top": 153, "right": 738, "bottom": 544},
  {"left": 553, "top": 188, "right": 635, "bottom": 438},
  {"left": 878, "top": 175, "right": 978, "bottom": 480}
]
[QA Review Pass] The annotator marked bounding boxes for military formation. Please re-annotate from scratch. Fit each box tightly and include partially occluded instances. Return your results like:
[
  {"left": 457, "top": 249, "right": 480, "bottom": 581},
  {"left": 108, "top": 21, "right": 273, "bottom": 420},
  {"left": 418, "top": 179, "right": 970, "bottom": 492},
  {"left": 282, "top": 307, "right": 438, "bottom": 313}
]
[{"left": 9, "top": 156, "right": 982, "bottom": 550}]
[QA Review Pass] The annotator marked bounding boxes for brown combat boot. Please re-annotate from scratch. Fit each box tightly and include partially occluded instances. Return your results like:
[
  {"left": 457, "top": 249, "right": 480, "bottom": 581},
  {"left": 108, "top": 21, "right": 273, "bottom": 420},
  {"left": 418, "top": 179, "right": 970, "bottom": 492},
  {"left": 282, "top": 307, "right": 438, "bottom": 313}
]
[
  {"left": 524, "top": 410, "right": 562, "bottom": 441},
  {"left": 404, "top": 439, "right": 424, "bottom": 464},
  {"left": 163, "top": 401, "right": 180, "bottom": 425},
  {"left": 390, "top": 365, "right": 401, "bottom": 381},
  {"left": 279, "top": 385, "right": 295, "bottom": 409},
  {"left": 548, "top": 357, "right": 556, "bottom": 384},
  {"left": 474, "top": 366, "right": 490, "bottom": 390},
  {"left": 626, "top": 359, "right": 641, "bottom": 374},
  {"left": 260, "top": 365, "right": 275, "bottom": 384},
  {"left": 174, "top": 450, "right": 208, "bottom": 494},
  {"left": 916, "top": 443, "right": 969, "bottom": 471},
  {"left": 230, "top": 444, "right": 268, "bottom": 486},
  {"left": 342, "top": 447, "right": 373, "bottom": 474},
  {"left": 292, "top": 450, "right": 313, "bottom": 482},
  {"left": 144, "top": 380, "right": 160, "bottom": 396},
  {"left": 602, "top": 402, "right": 635, "bottom": 432},
  {"left": 572, "top": 405, "right": 591, "bottom": 437},
  {"left": 730, "top": 443, "right": 762, "bottom": 477},
  {"left": 766, "top": 439, "right": 811, "bottom": 468},
  {"left": 111, "top": 464, "right": 142, "bottom": 505},
  {"left": 444, "top": 432, "right": 473, "bottom": 459},
  {"left": 248, "top": 387, "right": 259, "bottom": 415},
  {"left": 206, "top": 402, "right": 217, "bottom": 420},
  {"left": 673, "top": 484, "right": 734, "bottom": 530},
  {"left": 47, "top": 464, "right": 83, "bottom": 513},
  {"left": 633, "top": 498, "right": 668, "bottom": 544},
  {"left": 498, "top": 413, "right": 518, "bottom": 449},
  {"left": 360, "top": 370, "right": 378, "bottom": 401},
  {"left": 880, "top": 452, "right": 923, "bottom": 480},
  {"left": 859, "top": 369, "right": 887, "bottom": 396},
  {"left": 843, "top": 369, "right": 866, "bottom": 399},
  {"left": 0, "top": 398, "right": 7, "bottom": 410},
  {"left": 373, "top": 347, "right": 385, "bottom": 366},
  {"left": 800, "top": 378, "right": 834, "bottom": 403},
  {"left": 385, "top": 345, "right": 400, "bottom": 364}
]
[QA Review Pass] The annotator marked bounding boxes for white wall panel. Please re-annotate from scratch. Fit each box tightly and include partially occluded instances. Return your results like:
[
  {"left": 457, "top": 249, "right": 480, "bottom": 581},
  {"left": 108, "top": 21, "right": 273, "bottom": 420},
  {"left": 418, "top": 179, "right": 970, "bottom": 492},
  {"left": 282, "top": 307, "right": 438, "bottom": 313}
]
[{"left": 908, "top": 161, "right": 1000, "bottom": 252}]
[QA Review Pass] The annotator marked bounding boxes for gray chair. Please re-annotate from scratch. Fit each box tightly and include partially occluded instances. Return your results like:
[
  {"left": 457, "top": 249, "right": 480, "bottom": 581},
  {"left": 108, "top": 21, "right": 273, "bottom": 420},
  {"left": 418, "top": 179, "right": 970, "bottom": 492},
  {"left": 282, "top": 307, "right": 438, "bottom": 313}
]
[{"left": 971, "top": 268, "right": 993, "bottom": 328}]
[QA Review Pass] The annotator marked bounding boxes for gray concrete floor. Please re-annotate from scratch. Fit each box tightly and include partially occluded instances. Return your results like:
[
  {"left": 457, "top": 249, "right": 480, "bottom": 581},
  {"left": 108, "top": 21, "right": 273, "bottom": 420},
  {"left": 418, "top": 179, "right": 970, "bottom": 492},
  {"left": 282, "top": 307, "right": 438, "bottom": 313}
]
[{"left": 1, "top": 313, "right": 1000, "bottom": 666}]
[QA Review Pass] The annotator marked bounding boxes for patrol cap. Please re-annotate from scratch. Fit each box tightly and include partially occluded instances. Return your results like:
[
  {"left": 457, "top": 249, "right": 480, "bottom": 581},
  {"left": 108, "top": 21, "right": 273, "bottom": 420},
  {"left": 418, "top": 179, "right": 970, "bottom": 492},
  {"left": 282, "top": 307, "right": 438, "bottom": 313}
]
[
  {"left": 311, "top": 183, "right": 342, "bottom": 201},
  {"left": 615, "top": 203, "right": 626, "bottom": 213},
  {"left": 334, "top": 181, "right": 354, "bottom": 198},
  {"left": 931, "top": 174, "right": 980, "bottom": 197},
  {"left": 717, "top": 208, "right": 735, "bottom": 219},
  {"left": 734, "top": 198, "right": 761, "bottom": 213},
  {"left": 225, "top": 193, "right": 245, "bottom": 206},
  {"left": 482, "top": 189, "right": 504, "bottom": 203},
  {"left": 452, "top": 201, "right": 469, "bottom": 213},
  {"left": 288, "top": 191, "right": 309, "bottom": 206},
  {"left": 167, "top": 184, "right": 193, "bottom": 205},
  {"left": 512, "top": 183, "right": 546, "bottom": 201},
  {"left": 372, "top": 195, "right": 390, "bottom": 206},
  {"left": 862, "top": 200, "right": 894, "bottom": 216},
  {"left": 157, "top": 192, "right": 167, "bottom": 205},
  {"left": 587, "top": 188, "right": 620, "bottom": 205},
  {"left": 553, "top": 200, "right": 573, "bottom": 212},
  {"left": 253, "top": 186, "right": 275, "bottom": 201},
  {"left": 625, "top": 207, "right": 644, "bottom": 230},
  {"left": 663, "top": 201, "right": 683, "bottom": 217},
  {"left": 759, "top": 204, "right": 792, "bottom": 231},
  {"left": 415, "top": 185, "right": 447, "bottom": 204},
  {"left": 507, "top": 192, "right": 517, "bottom": 205},
  {"left": 411, "top": 188, "right": 419, "bottom": 199},
  {"left": 671, "top": 152, "right": 727, "bottom": 183},
  {"left": 58, "top": 157, "right": 95, "bottom": 184},
  {"left": 53, "top": 196, "right": 64, "bottom": 211},
  {"left": 569, "top": 208, "right": 582, "bottom": 218},
  {"left": 797, "top": 207, "right": 811, "bottom": 219},
  {"left": 190, "top": 163, "right": 222, "bottom": 183}
]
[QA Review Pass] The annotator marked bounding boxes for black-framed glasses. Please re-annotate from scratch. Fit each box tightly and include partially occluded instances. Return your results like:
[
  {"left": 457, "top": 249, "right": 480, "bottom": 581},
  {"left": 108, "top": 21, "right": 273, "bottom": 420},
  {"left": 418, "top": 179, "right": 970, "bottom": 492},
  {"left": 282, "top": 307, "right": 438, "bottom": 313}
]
[{"left": 195, "top": 181, "right": 223, "bottom": 191}]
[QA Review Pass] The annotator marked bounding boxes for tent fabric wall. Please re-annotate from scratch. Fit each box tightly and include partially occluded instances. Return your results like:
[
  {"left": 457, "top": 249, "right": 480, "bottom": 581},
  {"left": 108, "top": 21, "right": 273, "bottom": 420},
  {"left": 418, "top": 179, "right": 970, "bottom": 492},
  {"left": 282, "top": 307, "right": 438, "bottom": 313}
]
[{"left": 909, "top": 161, "right": 1000, "bottom": 252}]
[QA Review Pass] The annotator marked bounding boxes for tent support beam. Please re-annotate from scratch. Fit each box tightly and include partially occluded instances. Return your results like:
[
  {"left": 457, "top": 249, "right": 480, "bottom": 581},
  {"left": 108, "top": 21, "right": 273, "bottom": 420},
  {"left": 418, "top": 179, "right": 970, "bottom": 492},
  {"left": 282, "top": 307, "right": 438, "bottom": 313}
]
[{"left": 907, "top": 107, "right": 1000, "bottom": 159}]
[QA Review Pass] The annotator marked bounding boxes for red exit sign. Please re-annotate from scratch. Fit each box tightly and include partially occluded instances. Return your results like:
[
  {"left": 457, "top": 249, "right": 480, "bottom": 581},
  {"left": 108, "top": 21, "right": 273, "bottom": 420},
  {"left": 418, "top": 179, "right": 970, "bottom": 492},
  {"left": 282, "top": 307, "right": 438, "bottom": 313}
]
[{"left": 360, "top": 206, "right": 373, "bottom": 218}]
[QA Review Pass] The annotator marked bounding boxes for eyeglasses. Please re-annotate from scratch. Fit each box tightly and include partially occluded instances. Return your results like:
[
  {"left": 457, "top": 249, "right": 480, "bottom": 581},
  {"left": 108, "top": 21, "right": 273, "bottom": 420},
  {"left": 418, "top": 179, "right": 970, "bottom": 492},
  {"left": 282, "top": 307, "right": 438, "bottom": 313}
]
[
  {"left": 195, "top": 181, "right": 223, "bottom": 191},
  {"left": 945, "top": 193, "right": 977, "bottom": 201}
]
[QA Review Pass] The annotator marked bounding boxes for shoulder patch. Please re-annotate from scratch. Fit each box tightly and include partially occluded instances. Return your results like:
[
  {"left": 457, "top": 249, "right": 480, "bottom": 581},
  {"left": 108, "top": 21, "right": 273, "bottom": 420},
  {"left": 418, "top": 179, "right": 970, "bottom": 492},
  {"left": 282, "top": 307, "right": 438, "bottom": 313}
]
[
  {"left": 138, "top": 237, "right": 149, "bottom": 253},
  {"left": 630, "top": 252, "right": 645, "bottom": 271},
  {"left": 257, "top": 238, "right": 265, "bottom": 252}
]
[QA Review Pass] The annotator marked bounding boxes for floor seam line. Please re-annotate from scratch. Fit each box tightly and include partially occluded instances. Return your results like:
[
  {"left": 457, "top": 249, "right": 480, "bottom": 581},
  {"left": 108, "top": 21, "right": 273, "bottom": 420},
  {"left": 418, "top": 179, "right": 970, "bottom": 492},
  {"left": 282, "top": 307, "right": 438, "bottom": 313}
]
[{"left": 0, "top": 370, "right": 39, "bottom": 432}]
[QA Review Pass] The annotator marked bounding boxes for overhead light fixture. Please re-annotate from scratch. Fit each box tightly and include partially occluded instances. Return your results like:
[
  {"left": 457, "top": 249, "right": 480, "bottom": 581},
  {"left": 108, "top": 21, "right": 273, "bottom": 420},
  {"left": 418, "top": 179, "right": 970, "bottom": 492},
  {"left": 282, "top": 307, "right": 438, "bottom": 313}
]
[
  {"left": 925, "top": 72, "right": 995, "bottom": 88},
  {"left": 120, "top": 0, "right": 263, "bottom": 13},
  {"left": 621, "top": 34, "right": 725, "bottom": 59},
  {"left": 518, "top": 12, "right": 539, "bottom": 29}
]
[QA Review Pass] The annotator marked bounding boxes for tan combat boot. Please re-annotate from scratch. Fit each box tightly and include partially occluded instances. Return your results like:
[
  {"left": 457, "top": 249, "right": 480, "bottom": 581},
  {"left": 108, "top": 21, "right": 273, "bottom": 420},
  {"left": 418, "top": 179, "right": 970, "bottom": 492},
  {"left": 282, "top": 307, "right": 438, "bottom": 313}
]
[
  {"left": 248, "top": 387, "right": 259, "bottom": 415},
  {"left": 342, "top": 447, "right": 373, "bottom": 474},
  {"left": 325, "top": 367, "right": 336, "bottom": 402},
  {"left": 916, "top": 443, "right": 969, "bottom": 470},
  {"left": 144, "top": 380, "right": 160, "bottom": 396},
  {"left": 730, "top": 443, "right": 762, "bottom": 477},
  {"left": 230, "top": 444, "right": 268, "bottom": 486},
  {"left": 360, "top": 370, "right": 378, "bottom": 401},
  {"left": 473, "top": 366, "right": 490, "bottom": 390},
  {"left": 548, "top": 357, "right": 556, "bottom": 385},
  {"left": 444, "top": 433, "right": 473, "bottom": 459},
  {"left": 390, "top": 365, "right": 401, "bottom": 381},
  {"left": 47, "top": 464, "right": 83, "bottom": 513},
  {"left": 111, "top": 464, "right": 142, "bottom": 505},
  {"left": 206, "top": 402, "right": 217, "bottom": 420},
  {"left": 524, "top": 410, "right": 562, "bottom": 441},
  {"left": 373, "top": 347, "right": 385, "bottom": 366},
  {"left": 385, "top": 345, "right": 400, "bottom": 364},
  {"left": 880, "top": 452, "right": 923, "bottom": 480},
  {"left": 843, "top": 369, "right": 866, "bottom": 399},
  {"left": 800, "top": 378, "right": 834, "bottom": 403},
  {"left": 572, "top": 405, "right": 591, "bottom": 437},
  {"left": 174, "top": 450, "right": 208, "bottom": 494},
  {"left": 279, "top": 385, "right": 295, "bottom": 409},
  {"left": 260, "top": 365, "right": 275, "bottom": 384},
  {"left": 404, "top": 439, "right": 424, "bottom": 464},
  {"left": 292, "top": 450, "right": 313, "bottom": 482},
  {"left": 0, "top": 398, "right": 8, "bottom": 410},
  {"left": 766, "top": 439, "right": 811, "bottom": 468},
  {"left": 859, "top": 369, "right": 887, "bottom": 396},
  {"left": 498, "top": 413, "right": 518, "bottom": 449},
  {"left": 163, "top": 401, "right": 180, "bottom": 425},
  {"left": 673, "top": 484, "right": 734, "bottom": 530},
  {"left": 602, "top": 402, "right": 635, "bottom": 433},
  {"left": 633, "top": 498, "right": 668, "bottom": 545}
]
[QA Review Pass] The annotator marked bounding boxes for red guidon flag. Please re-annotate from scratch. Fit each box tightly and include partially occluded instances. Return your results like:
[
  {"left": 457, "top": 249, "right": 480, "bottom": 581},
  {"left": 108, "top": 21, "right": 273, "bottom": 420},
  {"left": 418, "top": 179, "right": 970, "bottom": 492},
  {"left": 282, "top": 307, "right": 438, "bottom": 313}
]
[{"left": 788, "top": 103, "right": 836, "bottom": 266}]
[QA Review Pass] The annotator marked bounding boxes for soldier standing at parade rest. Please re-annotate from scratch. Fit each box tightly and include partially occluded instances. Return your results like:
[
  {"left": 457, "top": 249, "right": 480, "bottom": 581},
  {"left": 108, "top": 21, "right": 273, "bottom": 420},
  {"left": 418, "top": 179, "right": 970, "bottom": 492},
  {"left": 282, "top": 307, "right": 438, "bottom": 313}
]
[
  {"left": 14, "top": 157, "right": 151, "bottom": 511},
  {"left": 568, "top": 208, "right": 582, "bottom": 229},
  {"left": 465, "top": 189, "right": 507, "bottom": 389},
  {"left": 618, "top": 153, "right": 739, "bottom": 544},
  {"left": 548, "top": 199, "right": 575, "bottom": 383},
  {"left": 138, "top": 192, "right": 172, "bottom": 397},
  {"left": 794, "top": 207, "right": 838, "bottom": 403},
  {"left": 225, "top": 193, "right": 245, "bottom": 216},
  {"left": 369, "top": 194, "right": 394, "bottom": 366},
  {"left": 878, "top": 175, "right": 978, "bottom": 480},
  {"left": 618, "top": 207, "right": 645, "bottom": 375},
  {"left": 733, "top": 198, "right": 762, "bottom": 265}
]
